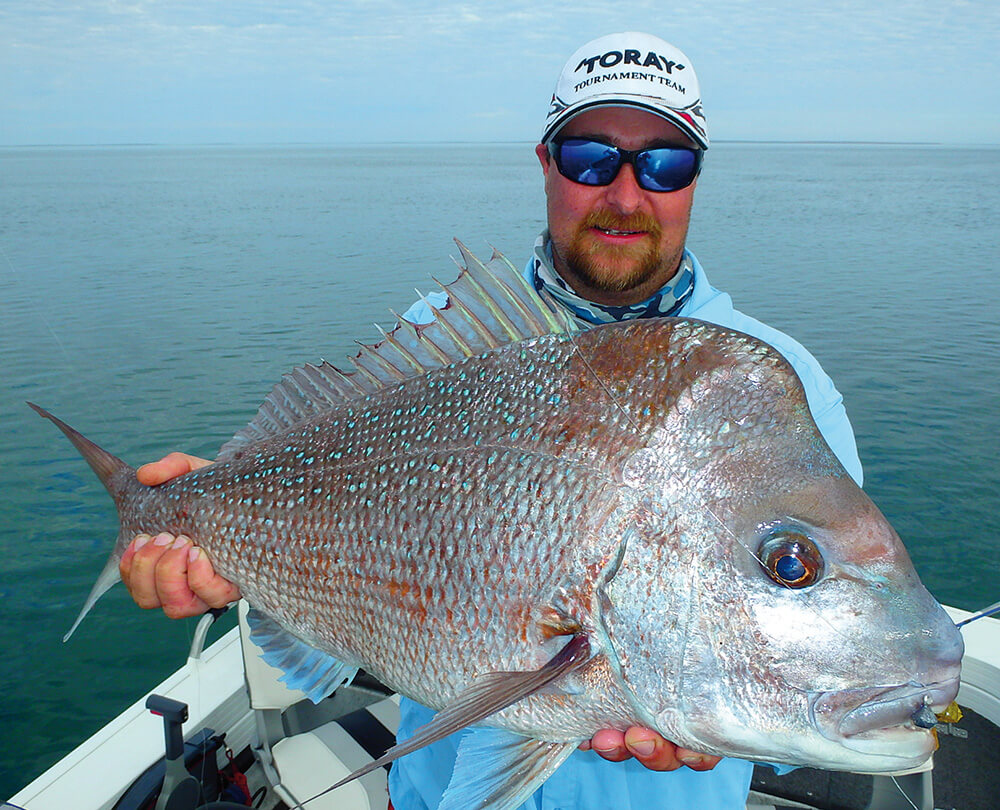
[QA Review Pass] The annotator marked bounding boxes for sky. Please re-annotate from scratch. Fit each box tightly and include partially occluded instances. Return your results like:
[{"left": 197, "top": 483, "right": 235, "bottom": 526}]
[{"left": 1, "top": 0, "right": 998, "bottom": 146}]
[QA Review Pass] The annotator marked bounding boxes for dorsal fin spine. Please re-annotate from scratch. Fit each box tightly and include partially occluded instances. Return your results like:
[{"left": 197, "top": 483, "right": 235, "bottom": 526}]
[
  {"left": 375, "top": 323, "right": 427, "bottom": 374},
  {"left": 431, "top": 276, "right": 502, "bottom": 349},
  {"left": 456, "top": 266, "right": 524, "bottom": 342},
  {"left": 347, "top": 354, "right": 382, "bottom": 387},
  {"left": 483, "top": 259, "right": 553, "bottom": 335},
  {"left": 292, "top": 366, "right": 330, "bottom": 406},
  {"left": 397, "top": 311, "right": 454, "bottom": 366},
  {"left": 454, "top": 239, "right": 483, "bottom": 272},
  {"left": 355, "top": 340, "right": 409, "bottom": 382},
  {"left": 266, "top": 394, "right": 293, "bottom": 425},
  {"left": 302, "top": 364, "right": 340, "bottom": 401},
  {"left": 413, "top": 327, "right": 457, "bottom": 366},
  {"left": 423, "top": 294, "right": 477, "bottom": 357},
  {"left": 330, "top": 364, "right": 370, "bottom": 397},
  {"left": 279, "top": 377, "right": 311, "bottom": 416},
  {"left": 488, "top": 247, "right": 569, "bottom": 335}
]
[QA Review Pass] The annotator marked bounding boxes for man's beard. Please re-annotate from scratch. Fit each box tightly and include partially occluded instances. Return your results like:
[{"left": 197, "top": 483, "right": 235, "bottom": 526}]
[{"left": 561, "top": 210, "right": 667, "bottom": 293}]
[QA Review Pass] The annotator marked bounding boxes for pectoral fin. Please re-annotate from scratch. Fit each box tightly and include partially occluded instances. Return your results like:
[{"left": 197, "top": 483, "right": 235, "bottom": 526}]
[
  {"left": 290, "top": 634, "right": 591, "bottom": 809},
  {"left": 246, "top": 607, "right": 358, "bottom": 703}
]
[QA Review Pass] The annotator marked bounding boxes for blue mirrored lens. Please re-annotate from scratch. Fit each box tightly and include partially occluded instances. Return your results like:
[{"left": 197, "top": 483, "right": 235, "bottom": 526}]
[
  {"left": 553, "top": 138, "right": 701, "bottom": 192},
  {"left": 556, "top": 139, "right": 622, "bottom": 185},
  {"left": 635, "top": 148, "right": 700, "bottom": 192}
]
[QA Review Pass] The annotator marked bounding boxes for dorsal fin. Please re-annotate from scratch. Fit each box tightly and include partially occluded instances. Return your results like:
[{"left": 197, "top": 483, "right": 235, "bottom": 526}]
[{"left": 217, "top": 241, "right": 574, "bottom": 460}]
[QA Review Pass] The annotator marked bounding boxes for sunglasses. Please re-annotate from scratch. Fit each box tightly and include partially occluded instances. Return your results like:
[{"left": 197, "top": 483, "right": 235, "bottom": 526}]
[{"left": 549, "top": 137, "right": 704, "bottom": 193}]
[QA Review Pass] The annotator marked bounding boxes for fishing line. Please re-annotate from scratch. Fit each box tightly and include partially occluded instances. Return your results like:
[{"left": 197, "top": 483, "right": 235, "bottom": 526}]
[
  {"left": 0, "top": 241, "right": 77, "bottom": 379},
  {"left": 889, "top": 775, "right": 920, "bottom": 810}
]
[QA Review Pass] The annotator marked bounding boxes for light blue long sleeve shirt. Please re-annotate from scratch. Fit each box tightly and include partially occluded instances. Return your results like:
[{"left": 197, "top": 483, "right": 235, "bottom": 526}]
[{"left": 389, "top": 247, "right": 863, "bottom": 810}]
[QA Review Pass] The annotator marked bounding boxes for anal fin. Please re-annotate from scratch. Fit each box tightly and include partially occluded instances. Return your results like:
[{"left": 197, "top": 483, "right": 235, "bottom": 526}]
[{"left": 290, "top": 634, "right": 590, "bottom": 809}]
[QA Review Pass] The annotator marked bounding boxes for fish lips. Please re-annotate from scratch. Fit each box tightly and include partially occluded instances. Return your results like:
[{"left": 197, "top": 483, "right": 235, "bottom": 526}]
[{"left": 812, "top": 674, "right": 961, "bottom": 753}]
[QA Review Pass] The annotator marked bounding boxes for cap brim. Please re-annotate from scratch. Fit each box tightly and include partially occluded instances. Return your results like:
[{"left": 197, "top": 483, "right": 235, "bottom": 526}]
[{"left": 543, "top": 98, "right": 709, "bottom": 149}]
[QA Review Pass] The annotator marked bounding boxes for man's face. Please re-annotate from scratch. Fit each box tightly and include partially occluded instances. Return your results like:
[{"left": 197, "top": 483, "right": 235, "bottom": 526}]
[{"left": 536, "top": 106, "right": 698, "bottom": 306}]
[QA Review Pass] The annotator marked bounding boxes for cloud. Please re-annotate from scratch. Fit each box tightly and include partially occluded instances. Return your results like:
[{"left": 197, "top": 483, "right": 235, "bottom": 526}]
[{"left": 1, "top": 0, "right": 997, "bottom": 144}]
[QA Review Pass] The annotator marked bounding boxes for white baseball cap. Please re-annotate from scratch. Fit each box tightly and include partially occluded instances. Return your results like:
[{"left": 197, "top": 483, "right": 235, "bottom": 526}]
[{"left": 542, "top": 32, "right": 709, "bottom": 149}]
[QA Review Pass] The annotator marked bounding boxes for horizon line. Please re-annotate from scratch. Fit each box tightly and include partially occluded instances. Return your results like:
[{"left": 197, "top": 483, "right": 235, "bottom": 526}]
[{"left": 4, "top": 138, "right": 999, "bottom": 149}]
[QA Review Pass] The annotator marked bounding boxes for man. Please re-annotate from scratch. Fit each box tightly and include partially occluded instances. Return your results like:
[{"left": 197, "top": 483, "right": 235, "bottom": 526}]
[{"left": 122, "top": 32, "right": 862, "bottom": 809}]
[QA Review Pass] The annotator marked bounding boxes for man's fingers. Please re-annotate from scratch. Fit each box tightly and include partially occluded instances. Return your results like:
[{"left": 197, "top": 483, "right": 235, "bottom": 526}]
[
  {"left": 623, "top": 727, "right": 683, "bottom": 771},
  {"left": 121, "top": 531, "right": 240, "bottom": 618},
  {"left": 120, "top": 532, "right": 207, "bottom": 617},
  {"left": 591, "top": 727, "right": 682, "bottom": 768},
  {"left": 186, "top": 546, "right": 242, "bottom": 609},
  {"left": 121, "top": 533, "right": 175, "bottom": 609},
  {"left": 153, "top": 535, "right": 210, "bottom": 619},
  {"left": 673, "top": 747, "right": 722, "bottom": 771},
  {"left": 136, "top": 453, "right": 210, "bottom": 486},
  {"left": 589, "top": 728, "right": 632, "bottom": 763},
  {"left": 119, "top": 533, "right": 150, "bottom": 586},
  {"left": 586, "top": 727, "right": 721, "bottom": 772}
]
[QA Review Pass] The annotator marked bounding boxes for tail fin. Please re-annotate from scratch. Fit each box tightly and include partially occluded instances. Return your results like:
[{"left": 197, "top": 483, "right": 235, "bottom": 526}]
[{"left": 28, "top": 402, "right": 141, "bottom": 641}]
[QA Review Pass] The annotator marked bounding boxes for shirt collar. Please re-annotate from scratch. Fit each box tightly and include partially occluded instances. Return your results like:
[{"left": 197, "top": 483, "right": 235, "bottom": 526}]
[{"left": 530, "top": 231, "right": 695, "bottom": 325}]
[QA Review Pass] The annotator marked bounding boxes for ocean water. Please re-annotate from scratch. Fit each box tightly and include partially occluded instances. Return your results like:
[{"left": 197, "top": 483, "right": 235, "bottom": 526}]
[{"left": 1, "top": 142, "right": 998, "bottom": 798}]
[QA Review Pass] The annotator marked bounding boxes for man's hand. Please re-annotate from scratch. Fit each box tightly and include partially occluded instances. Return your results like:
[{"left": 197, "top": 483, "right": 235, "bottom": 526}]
[
  {"left": 581, "top": 727, "right": 721, "bottom": 771},
  {"left": 120, "top": 453, "right": 241, "bottom": 618}
]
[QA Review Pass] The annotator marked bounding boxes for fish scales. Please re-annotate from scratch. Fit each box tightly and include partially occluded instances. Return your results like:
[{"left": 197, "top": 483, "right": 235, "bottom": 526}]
[
  {"left": 33, "top": 247, "right": 964, "bottom": 807},
  {"left": 125, "top": 324, "right": 702, "bottom": 732}
]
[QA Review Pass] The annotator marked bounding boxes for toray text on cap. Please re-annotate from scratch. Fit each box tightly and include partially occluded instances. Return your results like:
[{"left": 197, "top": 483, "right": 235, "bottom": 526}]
[{"left": 575, "top": 50, "right": 686, "bottom": 75}]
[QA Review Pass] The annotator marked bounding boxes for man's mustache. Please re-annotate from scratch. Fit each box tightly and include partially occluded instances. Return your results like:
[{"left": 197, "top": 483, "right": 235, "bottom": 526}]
[{"left": 580, "top": 210, "right": 662, "bottom": 237}]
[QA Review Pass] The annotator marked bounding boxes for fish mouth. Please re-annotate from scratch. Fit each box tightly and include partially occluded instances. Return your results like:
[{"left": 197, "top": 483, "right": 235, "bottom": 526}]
[{"left": 812, "top": 675, "right": 961, "bottom": 751}]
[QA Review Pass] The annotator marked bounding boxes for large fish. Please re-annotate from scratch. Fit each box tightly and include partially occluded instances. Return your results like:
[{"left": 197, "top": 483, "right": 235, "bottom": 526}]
[{"left": 33, "top": 244, "right": 963, "bottom": 810}]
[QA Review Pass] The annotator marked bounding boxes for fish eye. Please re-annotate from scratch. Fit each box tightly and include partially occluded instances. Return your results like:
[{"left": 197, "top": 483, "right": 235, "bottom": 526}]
[{"left": 758, "top": 530, "right": 824, "bottom": 589}]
